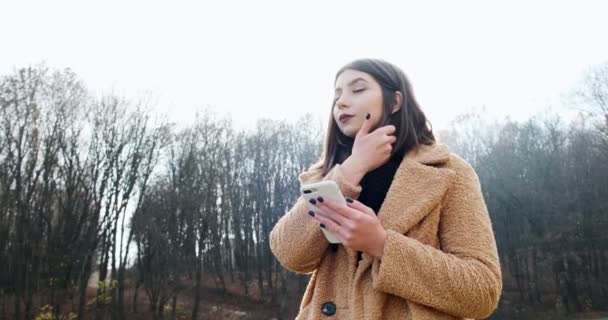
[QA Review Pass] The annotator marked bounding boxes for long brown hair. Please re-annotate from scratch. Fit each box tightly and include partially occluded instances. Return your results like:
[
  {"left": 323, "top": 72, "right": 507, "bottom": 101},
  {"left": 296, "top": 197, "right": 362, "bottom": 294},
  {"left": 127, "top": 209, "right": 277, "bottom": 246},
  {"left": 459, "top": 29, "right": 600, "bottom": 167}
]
[{"left": 319, "top": 58, "right": 435, "bottom": 176}]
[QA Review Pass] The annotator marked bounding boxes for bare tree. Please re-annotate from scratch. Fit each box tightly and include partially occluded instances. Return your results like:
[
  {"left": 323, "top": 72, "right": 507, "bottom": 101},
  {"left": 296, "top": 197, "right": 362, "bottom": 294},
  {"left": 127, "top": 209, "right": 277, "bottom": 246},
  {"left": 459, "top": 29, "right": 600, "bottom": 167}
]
[{"left": 571, "top": 61, "right": 608, "bottom": 140}]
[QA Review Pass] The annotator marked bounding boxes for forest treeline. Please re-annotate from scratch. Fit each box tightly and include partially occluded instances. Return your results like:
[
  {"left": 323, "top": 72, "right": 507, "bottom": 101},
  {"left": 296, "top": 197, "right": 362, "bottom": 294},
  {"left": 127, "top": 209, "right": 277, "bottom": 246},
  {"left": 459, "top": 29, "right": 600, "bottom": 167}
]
[{"left": 0, "top": 63, "right": 607, "bottom": 319}]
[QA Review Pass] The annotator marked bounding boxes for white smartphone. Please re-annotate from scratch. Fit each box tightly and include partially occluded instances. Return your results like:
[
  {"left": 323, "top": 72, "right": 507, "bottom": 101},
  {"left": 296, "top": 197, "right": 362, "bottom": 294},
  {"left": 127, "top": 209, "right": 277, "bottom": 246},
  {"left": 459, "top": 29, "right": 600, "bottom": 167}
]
[{"left": 300, "top": 180, "right": 346, "bottom": 244}]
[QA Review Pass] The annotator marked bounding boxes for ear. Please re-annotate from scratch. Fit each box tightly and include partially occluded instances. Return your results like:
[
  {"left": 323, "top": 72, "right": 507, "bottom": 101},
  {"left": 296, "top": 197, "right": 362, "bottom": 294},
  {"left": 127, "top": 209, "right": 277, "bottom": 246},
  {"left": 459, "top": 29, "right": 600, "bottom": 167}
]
[{"left": 391, "top": 91, "right": 403, "bottom": 114}]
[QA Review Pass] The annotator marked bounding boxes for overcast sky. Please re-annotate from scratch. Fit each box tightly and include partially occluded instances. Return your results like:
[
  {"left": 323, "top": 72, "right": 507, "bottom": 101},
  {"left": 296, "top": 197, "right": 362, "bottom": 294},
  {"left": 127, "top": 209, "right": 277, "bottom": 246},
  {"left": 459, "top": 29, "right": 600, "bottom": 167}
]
[{"left": 1, "top": 0, "right": 607, "bottom": 131}]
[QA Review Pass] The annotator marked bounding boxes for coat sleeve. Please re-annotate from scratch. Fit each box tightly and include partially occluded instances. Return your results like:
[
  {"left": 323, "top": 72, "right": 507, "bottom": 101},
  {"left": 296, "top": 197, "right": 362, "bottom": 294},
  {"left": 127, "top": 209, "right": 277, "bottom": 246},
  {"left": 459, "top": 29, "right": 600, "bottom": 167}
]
[
  {"left": 370, "top": 158, "right": 503, "bottom": 319},
  {"left": 270, "top": 164, "right": 362, "bottom": 274}
]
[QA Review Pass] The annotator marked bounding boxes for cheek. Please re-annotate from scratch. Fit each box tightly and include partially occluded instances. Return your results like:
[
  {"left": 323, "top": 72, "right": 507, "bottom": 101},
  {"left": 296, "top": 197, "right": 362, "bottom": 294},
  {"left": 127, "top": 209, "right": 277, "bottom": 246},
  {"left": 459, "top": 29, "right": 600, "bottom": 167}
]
[
  {"left": 369, "top": 96, "right": 385, "bottom": 118},
  {"left": 332, "top": 107, "right": 340, "bottom": 121},
  {"left": 359, "top": 92, "right": 382, "bottom": 111}
]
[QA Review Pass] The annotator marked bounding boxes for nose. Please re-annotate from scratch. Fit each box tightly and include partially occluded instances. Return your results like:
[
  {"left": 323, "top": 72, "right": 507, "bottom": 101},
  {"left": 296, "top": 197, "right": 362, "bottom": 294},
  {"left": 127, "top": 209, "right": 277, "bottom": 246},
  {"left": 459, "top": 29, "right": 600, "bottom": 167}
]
[{"left": 335, "top": 93, "right": 350, "bottom": 109}]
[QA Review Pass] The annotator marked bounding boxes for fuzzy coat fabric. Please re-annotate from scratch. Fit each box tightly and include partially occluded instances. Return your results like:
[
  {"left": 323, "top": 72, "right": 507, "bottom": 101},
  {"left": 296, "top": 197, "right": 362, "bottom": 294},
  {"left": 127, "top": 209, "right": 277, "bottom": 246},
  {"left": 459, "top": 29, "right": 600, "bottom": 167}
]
[{"left": 270, "top": 143, "right": 502, "bottom": 319}]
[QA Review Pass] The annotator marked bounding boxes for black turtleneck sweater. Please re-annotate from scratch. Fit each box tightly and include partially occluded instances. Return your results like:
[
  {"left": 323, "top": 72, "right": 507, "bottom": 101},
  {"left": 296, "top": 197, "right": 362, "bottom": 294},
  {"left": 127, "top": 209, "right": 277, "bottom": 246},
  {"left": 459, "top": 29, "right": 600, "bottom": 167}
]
[
  {"left": 358, "top": 147, "right": 406, "bottom": 215},
  {"left": 358, "top": 148, "right": 405, "bottom": 262}
]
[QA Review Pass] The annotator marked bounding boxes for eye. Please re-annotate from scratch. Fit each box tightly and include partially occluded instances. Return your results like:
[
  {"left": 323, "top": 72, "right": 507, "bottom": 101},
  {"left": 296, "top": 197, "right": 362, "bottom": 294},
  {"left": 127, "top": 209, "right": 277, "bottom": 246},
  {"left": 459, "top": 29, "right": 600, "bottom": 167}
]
[{"left": 353, "top": 88, "right": 366, "bottom": 93}]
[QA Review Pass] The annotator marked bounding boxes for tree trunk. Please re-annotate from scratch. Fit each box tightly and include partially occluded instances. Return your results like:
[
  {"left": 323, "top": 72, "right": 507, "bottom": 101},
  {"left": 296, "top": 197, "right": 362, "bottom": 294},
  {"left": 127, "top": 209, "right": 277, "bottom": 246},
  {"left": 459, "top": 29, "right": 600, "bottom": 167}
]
[
  {"left": 170, "top": 293, "right": 177, "bottom": 320},
  {"left": 132, "top": 281, "right": 141, "bottom": 314},
  {"left": 191, "top": 258, "right": 202, "bottom": 320},
  {"left": 117, "top": 268, "right": 126, "bottom": 320}
]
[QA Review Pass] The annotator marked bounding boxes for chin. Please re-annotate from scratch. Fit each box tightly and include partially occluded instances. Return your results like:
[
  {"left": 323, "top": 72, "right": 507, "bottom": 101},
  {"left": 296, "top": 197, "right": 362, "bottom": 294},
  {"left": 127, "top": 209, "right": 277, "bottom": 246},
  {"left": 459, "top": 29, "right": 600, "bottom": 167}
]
[
  {"left": 337, "top": 123, "right": 359, "bottom": 138},
  {"left": 341, "top": 128, "right": 358, "bottom": 138}
]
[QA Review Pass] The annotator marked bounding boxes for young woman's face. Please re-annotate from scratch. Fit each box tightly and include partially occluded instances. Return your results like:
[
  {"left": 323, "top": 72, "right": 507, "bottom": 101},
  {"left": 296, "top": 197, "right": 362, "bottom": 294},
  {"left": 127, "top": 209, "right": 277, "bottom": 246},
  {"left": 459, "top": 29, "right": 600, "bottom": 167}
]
[{"left": 333, "top": 69, "right": 384, "bottom": 138}]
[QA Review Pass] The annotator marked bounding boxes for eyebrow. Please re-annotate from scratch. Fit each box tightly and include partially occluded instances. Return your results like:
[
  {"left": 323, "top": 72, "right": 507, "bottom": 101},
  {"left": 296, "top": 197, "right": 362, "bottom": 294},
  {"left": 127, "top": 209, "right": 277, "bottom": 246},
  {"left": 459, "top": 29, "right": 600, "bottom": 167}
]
[{"left": 334, "top": 77, "right": 368, "bottom": 92}]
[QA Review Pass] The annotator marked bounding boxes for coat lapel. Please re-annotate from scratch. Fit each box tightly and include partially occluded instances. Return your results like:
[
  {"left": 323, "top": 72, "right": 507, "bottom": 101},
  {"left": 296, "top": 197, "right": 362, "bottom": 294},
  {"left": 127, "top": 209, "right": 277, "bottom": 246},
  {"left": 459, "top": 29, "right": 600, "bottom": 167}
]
[{"left": 376, "top": 144, "right": 455, "bottom": 234}]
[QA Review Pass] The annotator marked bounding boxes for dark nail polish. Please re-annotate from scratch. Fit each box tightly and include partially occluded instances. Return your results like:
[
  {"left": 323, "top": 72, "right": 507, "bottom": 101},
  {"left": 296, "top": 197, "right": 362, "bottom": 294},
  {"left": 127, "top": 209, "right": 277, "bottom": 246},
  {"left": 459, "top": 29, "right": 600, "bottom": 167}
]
[
  {"left": 366, "top": 113, "right": 371, "bottom": 120},
  {"left": 309, "top": 198, "right": 317, "bottom": 205},
  {"left": 308, "top": 211, "right": 315, "bottom": 217},
  {"left": 317, "top": 196, "right": 324, "bottom": 203},
  {"left": 320, "top": 224, "right": 325, "bottom": 229},
  {"left": 346, "top": 197, "right": 353, "bottom": 203}
]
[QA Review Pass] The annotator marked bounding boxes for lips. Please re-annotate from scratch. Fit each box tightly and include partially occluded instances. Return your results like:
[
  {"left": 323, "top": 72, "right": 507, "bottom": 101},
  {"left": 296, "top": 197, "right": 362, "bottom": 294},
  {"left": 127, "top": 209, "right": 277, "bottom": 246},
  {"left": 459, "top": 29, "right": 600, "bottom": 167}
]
[{"left": 339, "top": 114, "right": 354, "bottom": 123}]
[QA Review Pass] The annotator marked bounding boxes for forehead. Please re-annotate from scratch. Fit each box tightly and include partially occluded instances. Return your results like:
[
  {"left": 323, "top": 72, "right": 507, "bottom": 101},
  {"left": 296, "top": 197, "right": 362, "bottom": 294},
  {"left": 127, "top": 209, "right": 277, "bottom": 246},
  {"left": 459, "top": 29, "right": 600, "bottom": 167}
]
[{"left": 334, "top": 69, "right": 375, "bottom": 88}]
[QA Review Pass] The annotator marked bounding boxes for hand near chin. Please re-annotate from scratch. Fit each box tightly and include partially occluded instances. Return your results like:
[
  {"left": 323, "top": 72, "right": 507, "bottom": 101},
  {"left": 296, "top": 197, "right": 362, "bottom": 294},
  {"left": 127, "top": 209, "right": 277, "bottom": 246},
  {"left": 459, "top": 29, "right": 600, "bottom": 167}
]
[{"left": 341, "top": 113, "right": 396, "bottom": 184}]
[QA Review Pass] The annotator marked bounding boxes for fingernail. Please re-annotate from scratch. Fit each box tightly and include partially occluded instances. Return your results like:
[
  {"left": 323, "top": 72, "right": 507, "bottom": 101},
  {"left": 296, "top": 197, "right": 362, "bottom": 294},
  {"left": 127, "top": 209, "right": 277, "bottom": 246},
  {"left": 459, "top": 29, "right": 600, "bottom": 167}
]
[
  {"left": 309, "top": 198, "right": 317, "bottom": 205},
  {"left": 366, "top": 113, "right": 371, "bottom": 120},
  {"left": 320, "top": 224, "right": 325, "bottom": 229},
  {"left": 317, "top": 196, "right": 324, "bottom": 203},
  {"left": 308, "top": 211, "right": 315, "bottom": 217},
  {"left": 346, "top": 197, "right": 353, "bottom": 203}
]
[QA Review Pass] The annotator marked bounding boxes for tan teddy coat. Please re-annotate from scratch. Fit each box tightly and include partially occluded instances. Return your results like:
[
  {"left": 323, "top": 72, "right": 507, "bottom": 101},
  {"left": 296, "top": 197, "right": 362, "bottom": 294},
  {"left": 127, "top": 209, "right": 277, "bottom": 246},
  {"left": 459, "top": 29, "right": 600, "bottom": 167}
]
[{"left": 270, "top": 143, "right": 502, "bottom": 319}]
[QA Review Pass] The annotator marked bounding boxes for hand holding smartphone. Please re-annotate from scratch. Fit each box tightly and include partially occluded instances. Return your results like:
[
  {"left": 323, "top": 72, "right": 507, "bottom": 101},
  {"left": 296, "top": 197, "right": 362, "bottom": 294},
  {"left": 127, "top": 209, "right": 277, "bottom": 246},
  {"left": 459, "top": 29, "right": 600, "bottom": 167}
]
[{"left": 300, "top": 180, "right": 346, "bottom": 244}]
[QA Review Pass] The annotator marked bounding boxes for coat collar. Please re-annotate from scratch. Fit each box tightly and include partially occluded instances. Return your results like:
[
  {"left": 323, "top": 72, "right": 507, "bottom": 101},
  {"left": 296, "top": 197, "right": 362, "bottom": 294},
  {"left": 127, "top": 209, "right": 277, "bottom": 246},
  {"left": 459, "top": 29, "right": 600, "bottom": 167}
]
[
  {"left": 404, "top": 142, "right": 451, "bottom": 165},
  {"left": 377, "top": 143, "right": 454, "bottom": 232}
]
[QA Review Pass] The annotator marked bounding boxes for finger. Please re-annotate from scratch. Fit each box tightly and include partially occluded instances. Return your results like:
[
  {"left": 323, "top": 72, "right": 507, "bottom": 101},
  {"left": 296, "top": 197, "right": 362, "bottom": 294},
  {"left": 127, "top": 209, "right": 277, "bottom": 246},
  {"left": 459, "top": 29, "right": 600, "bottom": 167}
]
[
  {"left": 311, "top": 213, "right": 347, "bottom": 240},
  {"left": 384, "top": 144, "right": 393, "bottom": 154},
  {"left": 356, "top": 112, "right": 373, "bottom": 137},
  {"left": 374, "top": 125, "right": 396, "bottom": 136},
  {"left": 314, "top": 200, "right": 350, "bottom": 226},
  {"left": 384, "top": 135, "right": 397, "bottom": 145},
  {"left": 345, "top": 198, "right": 376, "bottom": 217},
  {"left": 319, "top": 198, "right": 358, "bottom": 220}
]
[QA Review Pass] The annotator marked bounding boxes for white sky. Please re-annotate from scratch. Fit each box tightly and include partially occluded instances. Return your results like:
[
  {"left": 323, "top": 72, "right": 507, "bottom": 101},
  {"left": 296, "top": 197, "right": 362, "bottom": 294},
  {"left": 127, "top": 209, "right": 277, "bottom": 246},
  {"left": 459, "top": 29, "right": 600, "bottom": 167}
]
[{"left": 1, "top": 0, "right": 607, "bottom": 131}]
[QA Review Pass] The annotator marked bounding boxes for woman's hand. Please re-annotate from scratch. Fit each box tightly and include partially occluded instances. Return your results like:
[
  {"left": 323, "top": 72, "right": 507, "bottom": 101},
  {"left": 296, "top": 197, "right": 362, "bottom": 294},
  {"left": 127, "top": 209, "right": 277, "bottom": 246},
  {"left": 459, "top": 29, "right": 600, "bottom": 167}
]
[
  {"left": 351, "top": 113, "right": 396, "bottom": 172},
  {"left": 309, "top": 196, "right": 387, "bottom": 258},
  {"left": 341, "top": 113, "right": 396, "bottom": 186}
]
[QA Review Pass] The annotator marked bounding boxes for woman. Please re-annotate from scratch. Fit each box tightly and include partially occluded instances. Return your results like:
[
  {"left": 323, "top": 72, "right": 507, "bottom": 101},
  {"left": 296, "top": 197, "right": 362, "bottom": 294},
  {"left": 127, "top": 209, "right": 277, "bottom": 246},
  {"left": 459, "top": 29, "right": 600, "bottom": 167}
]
[{"left": 270, "top": 59, "right": 502, "bottom": 319}]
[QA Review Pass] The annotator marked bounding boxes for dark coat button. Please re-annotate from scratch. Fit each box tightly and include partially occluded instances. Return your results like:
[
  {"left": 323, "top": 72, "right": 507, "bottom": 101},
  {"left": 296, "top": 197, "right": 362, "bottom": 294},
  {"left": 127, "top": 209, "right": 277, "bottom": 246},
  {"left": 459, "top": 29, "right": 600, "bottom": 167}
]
[{"left": 321, "top": 301, "right": 336, "bottom": 316}]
